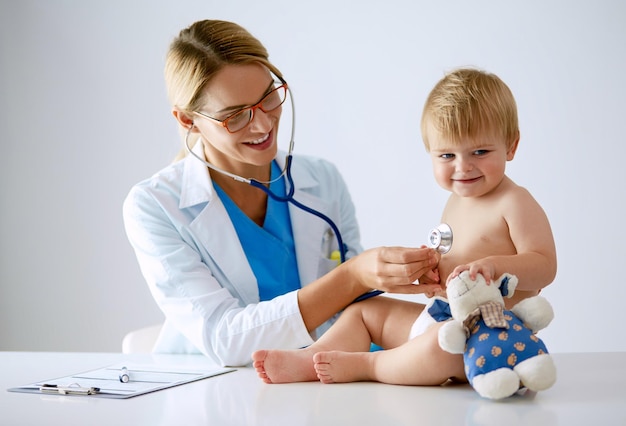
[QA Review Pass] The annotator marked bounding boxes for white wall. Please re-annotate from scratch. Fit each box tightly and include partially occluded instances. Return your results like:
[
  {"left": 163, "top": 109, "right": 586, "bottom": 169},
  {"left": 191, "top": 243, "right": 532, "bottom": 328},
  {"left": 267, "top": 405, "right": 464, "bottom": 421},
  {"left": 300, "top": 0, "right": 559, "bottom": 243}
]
[{"left": 1, "top": 0, "right": 624, "bottom": 353}]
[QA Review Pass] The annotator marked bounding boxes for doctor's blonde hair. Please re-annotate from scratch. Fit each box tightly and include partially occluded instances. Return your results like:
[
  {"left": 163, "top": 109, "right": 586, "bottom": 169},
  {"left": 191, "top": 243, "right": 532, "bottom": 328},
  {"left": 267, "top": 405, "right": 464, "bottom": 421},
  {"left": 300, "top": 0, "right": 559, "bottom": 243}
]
[
  {"left": 165, "top": 20, "right": 284, "bottom": 160},
  {"left": 420, "top": 68, "right": 519, "bottom": 151}
]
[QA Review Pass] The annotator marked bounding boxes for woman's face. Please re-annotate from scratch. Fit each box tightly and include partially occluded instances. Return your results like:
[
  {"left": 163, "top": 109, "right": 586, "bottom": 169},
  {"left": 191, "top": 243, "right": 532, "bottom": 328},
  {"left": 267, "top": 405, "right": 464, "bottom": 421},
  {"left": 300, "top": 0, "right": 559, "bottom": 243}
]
[{"left": 192, "top": 63, "right": 282, "bottom": 177}]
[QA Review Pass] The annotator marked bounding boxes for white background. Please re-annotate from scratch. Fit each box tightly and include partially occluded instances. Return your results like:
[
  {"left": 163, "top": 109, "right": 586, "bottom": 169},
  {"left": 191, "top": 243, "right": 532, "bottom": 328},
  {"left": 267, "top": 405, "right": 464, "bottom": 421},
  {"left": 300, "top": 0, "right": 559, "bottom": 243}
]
[{"left": 1, "top": 0, "right": 624, "bottom": 354}]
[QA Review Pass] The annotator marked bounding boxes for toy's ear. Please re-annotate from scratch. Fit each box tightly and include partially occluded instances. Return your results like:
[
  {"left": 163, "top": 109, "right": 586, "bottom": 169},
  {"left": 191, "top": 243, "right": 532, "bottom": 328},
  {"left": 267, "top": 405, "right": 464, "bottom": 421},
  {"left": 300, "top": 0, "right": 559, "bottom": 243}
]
[{"left": 497, "top": 273, "right": 518, "bottom": 298}]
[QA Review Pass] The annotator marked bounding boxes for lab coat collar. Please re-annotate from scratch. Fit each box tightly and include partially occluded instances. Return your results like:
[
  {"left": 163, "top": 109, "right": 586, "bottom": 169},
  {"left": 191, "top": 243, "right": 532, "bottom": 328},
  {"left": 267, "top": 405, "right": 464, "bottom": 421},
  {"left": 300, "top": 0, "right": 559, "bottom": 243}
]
[{"left": 179, "top": 139, "right": 215, "bottom": 209}]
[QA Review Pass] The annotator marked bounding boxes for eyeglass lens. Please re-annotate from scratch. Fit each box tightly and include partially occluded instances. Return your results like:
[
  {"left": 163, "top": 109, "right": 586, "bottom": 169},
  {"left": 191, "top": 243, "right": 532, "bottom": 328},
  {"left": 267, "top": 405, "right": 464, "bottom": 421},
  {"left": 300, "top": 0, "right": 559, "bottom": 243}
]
[{"left": 225, "top": 84, "right": 287, "bottom": 132}]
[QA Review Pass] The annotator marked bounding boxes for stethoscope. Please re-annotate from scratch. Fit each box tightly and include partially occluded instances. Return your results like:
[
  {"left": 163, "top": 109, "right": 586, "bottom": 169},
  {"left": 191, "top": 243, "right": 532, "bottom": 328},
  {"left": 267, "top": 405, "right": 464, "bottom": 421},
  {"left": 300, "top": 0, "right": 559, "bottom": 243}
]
[
  {"left": 352, "top": 223, "right": 453, "bottom": 302},
  {"left": 185, "top": 83, "right": 349, "bottom": 265},
  {"left": 185, "top": 83, "right": 454, "bottom": 303}
]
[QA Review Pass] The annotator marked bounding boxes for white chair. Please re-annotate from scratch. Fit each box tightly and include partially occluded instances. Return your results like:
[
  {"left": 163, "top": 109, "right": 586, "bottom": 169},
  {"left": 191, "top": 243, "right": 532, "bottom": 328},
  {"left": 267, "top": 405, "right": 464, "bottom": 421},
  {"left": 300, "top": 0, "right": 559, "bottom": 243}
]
[{"left": 122, "top": 324, "right": 163, "bottom": 354}]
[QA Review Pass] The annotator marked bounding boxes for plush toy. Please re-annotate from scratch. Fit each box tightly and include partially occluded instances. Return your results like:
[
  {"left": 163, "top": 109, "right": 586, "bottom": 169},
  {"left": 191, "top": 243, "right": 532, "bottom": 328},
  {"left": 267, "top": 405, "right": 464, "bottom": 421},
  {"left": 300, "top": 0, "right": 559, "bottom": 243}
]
[{"left": 437, "top": 271, "right": 556, "bottom": 400}]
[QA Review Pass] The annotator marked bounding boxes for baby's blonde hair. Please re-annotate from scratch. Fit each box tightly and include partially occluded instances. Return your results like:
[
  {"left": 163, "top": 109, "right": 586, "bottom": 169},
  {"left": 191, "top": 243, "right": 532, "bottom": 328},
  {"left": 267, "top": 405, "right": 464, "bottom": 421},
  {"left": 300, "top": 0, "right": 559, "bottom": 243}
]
[{"left": 421, "top": 68, "right": 518, "bottom": 151}]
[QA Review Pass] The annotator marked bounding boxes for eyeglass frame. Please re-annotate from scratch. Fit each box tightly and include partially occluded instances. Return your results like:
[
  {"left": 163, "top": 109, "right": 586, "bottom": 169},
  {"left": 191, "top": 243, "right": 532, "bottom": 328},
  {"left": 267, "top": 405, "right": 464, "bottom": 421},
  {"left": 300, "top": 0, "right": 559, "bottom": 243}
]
[{"left": 193, "top": 81, "right": 288, "bottom": 133}]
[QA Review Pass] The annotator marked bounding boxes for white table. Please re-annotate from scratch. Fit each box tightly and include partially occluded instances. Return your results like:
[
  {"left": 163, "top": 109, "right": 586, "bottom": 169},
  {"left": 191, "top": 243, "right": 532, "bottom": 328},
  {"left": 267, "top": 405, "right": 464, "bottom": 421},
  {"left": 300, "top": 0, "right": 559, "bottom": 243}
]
[{"left": 1, "top": 352, "right": 625, "bottom": 425}]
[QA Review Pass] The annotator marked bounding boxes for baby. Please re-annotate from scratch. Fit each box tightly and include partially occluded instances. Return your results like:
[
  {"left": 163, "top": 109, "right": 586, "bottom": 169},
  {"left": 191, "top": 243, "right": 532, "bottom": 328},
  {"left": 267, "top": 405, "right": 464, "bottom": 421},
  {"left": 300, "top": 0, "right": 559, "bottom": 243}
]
[{"left": 252, "top": 68, "right": 557, "bottom": 385}]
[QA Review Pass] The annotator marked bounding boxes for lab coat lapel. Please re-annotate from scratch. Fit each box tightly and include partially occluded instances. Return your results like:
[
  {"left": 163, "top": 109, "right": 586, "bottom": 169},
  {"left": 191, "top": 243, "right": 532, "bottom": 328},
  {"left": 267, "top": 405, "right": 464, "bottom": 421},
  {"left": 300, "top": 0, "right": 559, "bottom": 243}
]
[
  {"left": 194, "top": 205, "right": 260, "bottom": 305},
  {"left": 289, "top": 193, "right": 328, "bottom": 287},
  {"left": 182, "top": 143, "right": 259, "bottom": 305}
]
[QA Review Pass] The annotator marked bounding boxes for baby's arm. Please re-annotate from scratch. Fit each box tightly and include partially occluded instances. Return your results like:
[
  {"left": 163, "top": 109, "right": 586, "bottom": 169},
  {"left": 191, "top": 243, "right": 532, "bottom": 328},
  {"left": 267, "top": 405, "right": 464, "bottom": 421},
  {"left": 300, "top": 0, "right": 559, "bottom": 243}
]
[
  {"left": 493, "top": 186, "right": 556, "bottom": 290},
  {"left": 448, "top": 187, "right": 556, "bottom": 291}
]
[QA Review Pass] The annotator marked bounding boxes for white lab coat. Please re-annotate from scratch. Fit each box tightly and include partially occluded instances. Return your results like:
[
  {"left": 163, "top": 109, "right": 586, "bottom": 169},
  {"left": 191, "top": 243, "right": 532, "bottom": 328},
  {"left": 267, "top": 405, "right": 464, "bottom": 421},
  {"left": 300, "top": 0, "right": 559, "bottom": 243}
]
[{"left": 122, "top": 142, "right": 362, "bottom": 366}]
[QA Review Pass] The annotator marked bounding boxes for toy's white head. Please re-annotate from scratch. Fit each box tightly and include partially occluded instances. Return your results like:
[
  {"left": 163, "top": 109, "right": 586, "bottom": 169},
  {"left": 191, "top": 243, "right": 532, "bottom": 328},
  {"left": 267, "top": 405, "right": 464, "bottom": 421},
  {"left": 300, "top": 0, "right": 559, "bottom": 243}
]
[{"left": 446, "top": 271, "right": 518, "bottom": 321}]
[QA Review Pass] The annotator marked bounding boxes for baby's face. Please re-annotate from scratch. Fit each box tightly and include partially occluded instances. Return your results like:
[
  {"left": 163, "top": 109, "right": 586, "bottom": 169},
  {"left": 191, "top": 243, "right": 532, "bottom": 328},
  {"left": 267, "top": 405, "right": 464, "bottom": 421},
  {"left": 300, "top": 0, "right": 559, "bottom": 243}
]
[{"left": 427, "top": 133, "right": 515, "bottom": 198}]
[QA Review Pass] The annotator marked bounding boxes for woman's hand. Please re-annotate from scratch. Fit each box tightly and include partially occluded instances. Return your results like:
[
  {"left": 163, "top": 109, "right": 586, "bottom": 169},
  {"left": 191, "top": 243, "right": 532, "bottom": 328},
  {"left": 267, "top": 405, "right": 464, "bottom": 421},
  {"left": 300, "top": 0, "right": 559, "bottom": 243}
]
[
  {"left": 346, "top": 246, "right": 443, "bottom": 295},
  {"left": 298, "top": 246, "right": 441, "bottom": 332}
]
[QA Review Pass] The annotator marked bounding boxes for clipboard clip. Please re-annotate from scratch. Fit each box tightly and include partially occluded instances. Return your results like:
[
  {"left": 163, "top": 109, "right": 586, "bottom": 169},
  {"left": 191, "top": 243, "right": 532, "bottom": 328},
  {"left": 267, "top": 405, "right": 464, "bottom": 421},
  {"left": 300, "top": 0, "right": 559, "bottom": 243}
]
[{"left": 39, "top": 383, "right": 100, "bottom": 395}]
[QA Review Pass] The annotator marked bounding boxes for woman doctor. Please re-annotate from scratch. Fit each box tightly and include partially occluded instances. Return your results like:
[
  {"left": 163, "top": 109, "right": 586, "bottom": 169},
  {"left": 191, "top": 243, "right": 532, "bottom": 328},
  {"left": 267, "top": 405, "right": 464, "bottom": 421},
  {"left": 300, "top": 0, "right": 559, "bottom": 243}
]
[{"left": 123, "top": 19, "right": 442, "bottom": 366}]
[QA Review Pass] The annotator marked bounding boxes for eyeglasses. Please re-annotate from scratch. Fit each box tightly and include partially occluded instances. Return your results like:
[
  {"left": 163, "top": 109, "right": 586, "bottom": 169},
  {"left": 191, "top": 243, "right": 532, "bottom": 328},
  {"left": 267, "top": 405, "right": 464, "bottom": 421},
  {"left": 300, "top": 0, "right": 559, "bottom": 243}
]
[{"left": 194, "top": 83, "right": 288, "bottom": 133}]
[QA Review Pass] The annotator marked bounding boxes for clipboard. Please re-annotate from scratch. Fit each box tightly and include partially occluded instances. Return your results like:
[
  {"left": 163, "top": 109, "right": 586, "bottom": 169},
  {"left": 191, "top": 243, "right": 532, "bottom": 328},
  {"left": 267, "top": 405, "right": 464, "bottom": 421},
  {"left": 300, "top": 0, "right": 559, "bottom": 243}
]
[{"left": 8, "top": 362, "right": 235, "bottom": 399}]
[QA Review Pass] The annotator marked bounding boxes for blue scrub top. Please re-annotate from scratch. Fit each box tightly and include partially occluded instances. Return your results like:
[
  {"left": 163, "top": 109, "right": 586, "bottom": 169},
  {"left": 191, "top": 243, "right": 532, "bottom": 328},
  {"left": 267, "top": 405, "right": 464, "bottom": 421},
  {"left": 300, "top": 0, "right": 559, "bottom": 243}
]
[{"left": 213, "top": 161, "right": 301, "bottom": 301}]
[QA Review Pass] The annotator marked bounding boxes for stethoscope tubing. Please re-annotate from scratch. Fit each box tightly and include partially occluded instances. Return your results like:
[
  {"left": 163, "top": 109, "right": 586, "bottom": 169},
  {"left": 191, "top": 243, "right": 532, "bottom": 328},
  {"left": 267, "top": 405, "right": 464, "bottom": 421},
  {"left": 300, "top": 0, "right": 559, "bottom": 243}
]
[{"left": 249, "top": 154, "right": 347, "bottom": 264}]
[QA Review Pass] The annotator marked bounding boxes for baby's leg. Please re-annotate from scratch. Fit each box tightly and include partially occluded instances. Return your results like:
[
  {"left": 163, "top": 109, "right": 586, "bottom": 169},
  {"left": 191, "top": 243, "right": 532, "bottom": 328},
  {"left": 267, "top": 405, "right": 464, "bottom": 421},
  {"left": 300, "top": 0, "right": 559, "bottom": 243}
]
[
  {"left": 314, "top": 321, "right": 465, "bottom": 385},
  {"left": 252, "top": 297, "right": 422, "bottom": 383}
]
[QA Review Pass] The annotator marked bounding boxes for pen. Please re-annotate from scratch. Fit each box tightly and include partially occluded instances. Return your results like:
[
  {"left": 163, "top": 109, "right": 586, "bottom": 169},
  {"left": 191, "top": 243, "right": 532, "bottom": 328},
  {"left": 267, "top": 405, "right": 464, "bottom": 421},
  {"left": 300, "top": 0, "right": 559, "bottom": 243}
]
[{"left": 119, "top": 366, "right": 130, "bottom": 383}]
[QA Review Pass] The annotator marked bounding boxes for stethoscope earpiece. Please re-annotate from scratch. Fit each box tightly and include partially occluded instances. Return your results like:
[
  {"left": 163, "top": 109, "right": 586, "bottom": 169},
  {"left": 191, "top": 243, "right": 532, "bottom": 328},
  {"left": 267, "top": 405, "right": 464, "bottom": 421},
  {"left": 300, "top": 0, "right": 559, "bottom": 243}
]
[{"left": 428, "top": 223, "right": 453, "bottom": 254}]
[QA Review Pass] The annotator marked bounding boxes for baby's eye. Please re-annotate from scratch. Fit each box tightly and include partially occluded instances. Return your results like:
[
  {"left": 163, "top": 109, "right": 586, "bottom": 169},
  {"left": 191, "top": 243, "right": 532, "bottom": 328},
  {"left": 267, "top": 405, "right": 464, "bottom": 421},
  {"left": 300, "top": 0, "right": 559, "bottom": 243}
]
[
  {"left": 440, "top": 153, "right": 455, "bottom": 159},
  {"left": 473, "top": 149, "right": 489, "bottom": 156}
]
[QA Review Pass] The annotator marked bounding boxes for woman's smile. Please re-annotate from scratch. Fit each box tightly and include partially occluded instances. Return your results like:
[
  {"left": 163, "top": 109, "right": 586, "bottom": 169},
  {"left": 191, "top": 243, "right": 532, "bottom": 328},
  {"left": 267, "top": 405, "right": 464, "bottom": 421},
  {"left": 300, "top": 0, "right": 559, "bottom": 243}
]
[{"left": 244, "top": 130, "right": 274, "bottom": 150}]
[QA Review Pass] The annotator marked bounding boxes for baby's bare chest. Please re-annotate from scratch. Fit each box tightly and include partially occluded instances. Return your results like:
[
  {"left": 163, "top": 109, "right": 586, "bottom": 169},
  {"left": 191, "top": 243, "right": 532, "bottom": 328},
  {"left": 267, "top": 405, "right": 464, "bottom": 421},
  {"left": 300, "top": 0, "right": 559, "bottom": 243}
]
[
  {"left": 447, "top": 206, "right": 513, "bottom": 252},
  {"left": 439, "top": 204, "right": 516, "bottom": 279}
]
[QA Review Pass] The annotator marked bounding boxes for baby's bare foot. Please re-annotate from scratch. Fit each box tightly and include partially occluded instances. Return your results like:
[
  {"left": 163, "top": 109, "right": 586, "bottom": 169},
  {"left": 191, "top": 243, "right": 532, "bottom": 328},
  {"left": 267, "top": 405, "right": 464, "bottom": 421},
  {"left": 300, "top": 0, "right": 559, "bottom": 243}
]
[
  {"left": 252, "top": 349, "right": 318, "bottom": 384},
  {"left": 313, "top": 351, "right": 373, "bottom": 384}
]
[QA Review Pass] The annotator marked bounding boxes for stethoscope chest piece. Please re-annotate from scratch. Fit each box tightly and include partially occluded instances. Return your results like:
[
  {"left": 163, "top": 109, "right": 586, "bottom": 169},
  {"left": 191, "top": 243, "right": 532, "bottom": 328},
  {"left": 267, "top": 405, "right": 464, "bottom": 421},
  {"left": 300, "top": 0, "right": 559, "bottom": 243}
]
[{"left": 428, "top": 223, "right": 453, "bottom": 254}]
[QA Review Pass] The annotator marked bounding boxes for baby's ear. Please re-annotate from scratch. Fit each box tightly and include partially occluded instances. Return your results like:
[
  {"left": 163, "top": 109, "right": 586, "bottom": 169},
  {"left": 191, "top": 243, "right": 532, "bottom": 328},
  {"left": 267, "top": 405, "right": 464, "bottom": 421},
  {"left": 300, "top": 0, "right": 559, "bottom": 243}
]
[
  {"left": 506, "top": 132, "right": 520, "bottom": 161},
  {"left": 497, "top": 273, "right": 518, "bottom": 298}
]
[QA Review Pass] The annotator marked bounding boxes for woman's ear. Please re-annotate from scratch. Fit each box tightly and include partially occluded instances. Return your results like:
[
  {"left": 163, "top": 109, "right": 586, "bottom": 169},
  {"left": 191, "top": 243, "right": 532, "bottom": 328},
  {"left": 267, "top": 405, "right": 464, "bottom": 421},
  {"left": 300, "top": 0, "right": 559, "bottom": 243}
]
[
  {"left": 506, "top": 131, "right": 520, "bottom": 161},
  {"left": 172, "top": 108, "right": 197, "bottom": 131}
]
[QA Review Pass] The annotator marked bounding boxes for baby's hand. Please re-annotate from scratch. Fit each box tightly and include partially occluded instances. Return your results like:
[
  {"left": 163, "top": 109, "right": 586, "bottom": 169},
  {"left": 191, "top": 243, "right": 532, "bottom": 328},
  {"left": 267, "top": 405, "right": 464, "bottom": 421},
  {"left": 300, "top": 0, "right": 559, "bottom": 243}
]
[
  {"left": 416, "top": 266, "right": 443, "bottom": 297},
  {"left": 419, "top": 267, "right": 440, "bottom": 284},
  {"left": 447, "top": 261, "right": 497, "bottom": 285},
  {"left": 425, "top": 287, "right": 446, "bottom": 298}
]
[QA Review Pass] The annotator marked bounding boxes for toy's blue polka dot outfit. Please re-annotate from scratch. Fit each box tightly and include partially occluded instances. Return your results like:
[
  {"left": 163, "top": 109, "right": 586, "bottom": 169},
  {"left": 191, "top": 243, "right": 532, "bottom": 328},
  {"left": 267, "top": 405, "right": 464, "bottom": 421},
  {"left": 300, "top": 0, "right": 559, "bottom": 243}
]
[{"left": 462, "top": 301, "right": 549, "bottom": 384}]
